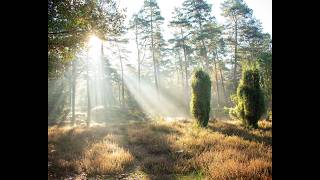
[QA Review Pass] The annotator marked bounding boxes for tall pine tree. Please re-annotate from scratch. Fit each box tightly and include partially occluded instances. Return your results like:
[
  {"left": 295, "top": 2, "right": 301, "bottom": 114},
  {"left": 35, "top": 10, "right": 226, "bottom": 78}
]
[
  {"left": 221, "top": 0, "right": 252, "bottom": 91},
  {"left": 138, "top": 0, "right": 165, "bottom": 93}
]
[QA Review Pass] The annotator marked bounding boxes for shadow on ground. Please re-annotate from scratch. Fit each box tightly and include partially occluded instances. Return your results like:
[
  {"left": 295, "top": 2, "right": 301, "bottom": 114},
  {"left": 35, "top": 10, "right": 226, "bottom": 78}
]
[{"left": 208, "top": 121, "right": 272, "bottom": 146}]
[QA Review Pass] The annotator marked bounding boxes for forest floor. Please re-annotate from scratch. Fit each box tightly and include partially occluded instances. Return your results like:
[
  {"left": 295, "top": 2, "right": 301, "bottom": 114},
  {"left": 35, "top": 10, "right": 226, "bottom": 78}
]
[{"left": 48, "top": 117, "right": 272, "bottom": 180}]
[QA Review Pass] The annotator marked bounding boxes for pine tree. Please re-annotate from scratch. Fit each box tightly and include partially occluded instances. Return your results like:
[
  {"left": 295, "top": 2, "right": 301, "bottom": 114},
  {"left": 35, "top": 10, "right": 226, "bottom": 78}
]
[
  {"left": 129, "top": 14, "right": 148, "bottom": 91},
  {"left": 181, "top": 0, "right": 215, "bottom": 71},
  {"left": 205, "top": 23, "right": 223, "bottom": 108},
  {"left": 257, "top": 34, "right": 272, "bottom": 119},
  {"left": 169, "top": 7, "right": 192, "bottom": 108},
  {"left": 240, "top": 18, "right": 265, "bottom": 61},
  {"left": 221, "top": 0, "right": 253, "bottom": 91},
  {"left": 138, "top": 0, "right": 165, "bottom": 93}
]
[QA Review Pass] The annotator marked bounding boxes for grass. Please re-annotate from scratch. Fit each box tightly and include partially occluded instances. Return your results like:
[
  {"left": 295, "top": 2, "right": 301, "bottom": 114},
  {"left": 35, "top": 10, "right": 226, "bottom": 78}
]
[
  {"left": 48, "top": 118, "right": 272, "bottom": 179},
  {"left": 48, "top": 124, "right": 134, "bottom": 179}
]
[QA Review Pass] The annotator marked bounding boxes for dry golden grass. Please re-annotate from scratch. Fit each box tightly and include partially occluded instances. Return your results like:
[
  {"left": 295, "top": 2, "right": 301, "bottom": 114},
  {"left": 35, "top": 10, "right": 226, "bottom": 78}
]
[
  {"left": 170, "top": 120, "right": 272, "bottom": 179},
  {"left": 125, "top": 119, "right": 271, "bottom": 179},
  {"left": 81, "top": 140, "right": 133, "bottom": 175},
  {"left": 48, "top": 124, "right": 134, "bottom": 179},
  {"left": 48, "top": 119, "right": 272, "bottom": 179}
]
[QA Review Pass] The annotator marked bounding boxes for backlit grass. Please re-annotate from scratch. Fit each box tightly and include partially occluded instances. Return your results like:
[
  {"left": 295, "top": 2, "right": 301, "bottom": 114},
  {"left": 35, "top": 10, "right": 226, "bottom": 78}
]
[{"left": 48, "top": 119, "right": 272, "bottom": 179}]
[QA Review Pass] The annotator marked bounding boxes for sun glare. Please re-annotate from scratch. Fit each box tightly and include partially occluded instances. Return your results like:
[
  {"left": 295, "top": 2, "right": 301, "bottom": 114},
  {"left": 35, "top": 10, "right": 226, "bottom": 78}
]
[
  {"left": 87, "top": 35, "right": 102, "bottom": 59},
  {"left": 88, "top": 35, "right": 101, "bottom": 48}
]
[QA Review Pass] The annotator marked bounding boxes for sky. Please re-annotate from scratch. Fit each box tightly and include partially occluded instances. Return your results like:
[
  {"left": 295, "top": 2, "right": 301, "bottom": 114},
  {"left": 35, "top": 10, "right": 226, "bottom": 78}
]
[{"left": 119, "top": 0, "right": 272, "bottom": 36}]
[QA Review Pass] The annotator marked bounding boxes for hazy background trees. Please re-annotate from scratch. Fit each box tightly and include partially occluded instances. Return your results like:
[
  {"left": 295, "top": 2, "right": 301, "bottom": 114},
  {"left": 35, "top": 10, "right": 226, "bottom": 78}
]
[{"left": 48, "top": 0, "right": 272, "bottom": 124}]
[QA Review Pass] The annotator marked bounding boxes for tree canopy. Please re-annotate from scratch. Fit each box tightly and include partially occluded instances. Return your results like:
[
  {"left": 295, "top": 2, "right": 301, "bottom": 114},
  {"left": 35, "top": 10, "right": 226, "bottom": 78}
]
[{"left": 48, "top": 0, "right": 126, "bottom": 79}]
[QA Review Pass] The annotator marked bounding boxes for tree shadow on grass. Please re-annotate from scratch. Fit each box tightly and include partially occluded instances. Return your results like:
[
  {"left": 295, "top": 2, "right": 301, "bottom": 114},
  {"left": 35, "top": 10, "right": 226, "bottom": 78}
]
[{"left": 208, "top": 121, "right": 272, "bottom": 146}]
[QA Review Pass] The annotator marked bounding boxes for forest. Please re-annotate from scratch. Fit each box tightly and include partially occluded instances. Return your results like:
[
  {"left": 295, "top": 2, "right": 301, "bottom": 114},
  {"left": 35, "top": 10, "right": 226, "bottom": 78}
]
[{"left": 48, "top": 0, "right": 272, "bottom": 179}]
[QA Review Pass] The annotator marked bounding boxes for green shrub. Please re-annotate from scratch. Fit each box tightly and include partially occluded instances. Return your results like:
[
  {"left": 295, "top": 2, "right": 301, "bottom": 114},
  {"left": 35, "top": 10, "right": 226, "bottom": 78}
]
[
  {"left": 190, "top": 69, "right": 211, "bottom": 127},
  {"left": 230, "top": 63, "right": 265, "bottom": 128}
]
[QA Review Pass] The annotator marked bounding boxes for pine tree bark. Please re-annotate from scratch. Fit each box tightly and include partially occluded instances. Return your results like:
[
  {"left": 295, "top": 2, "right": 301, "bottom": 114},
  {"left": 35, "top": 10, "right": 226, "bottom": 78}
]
[
  {"left": 180, "top": 27, "right": 189, "bottom": 103},
  {"left": 213, "top": 56, "right": 220, "bottom": 107},
  {"left": 118, "top": 82, "right": 121, "bottom": 106},
  {"left": 117, "top": 44, "right": 125, "bottom": 109},
  {"left": 195, "top": 6, "right": 209, "bottom": 71},
  {"left": 177, "top": 50, "right": 184, "bottom": 89},
  {"left": 100, "top": 42, "right": 107, "bottom": 109},
  {"left": 71, "top": 60, "right": 76, "bottom": 124},
  {"left": 135, "top": 21, "right": 141, "bottom": 92},
  {"left": 86, "top": 52, "right": 91, "bottom": 127},
  {"left": 233, "top": 19, "right": 238, "bottom": 91},
  {"left": 218, "top": 62, "right": 227, "bottom": 104},
  {"left": 150, "top": 4, "right": 159, "bottom": 94}
]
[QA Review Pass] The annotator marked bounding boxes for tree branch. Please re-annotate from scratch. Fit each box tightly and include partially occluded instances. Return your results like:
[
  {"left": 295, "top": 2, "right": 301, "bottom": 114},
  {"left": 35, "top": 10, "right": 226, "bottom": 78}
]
[{"left": 48, "top": 30, "right": 87, "bottom": 35}]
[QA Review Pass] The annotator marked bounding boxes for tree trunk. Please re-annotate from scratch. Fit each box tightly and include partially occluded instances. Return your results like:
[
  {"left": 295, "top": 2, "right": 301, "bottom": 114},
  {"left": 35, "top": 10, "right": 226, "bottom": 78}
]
[
  {"left": 103, "top": 51, "right": 113, "bottom": 108},
  {"left": 233, "top": 19, "right": 238, "bottom": 91},
  {"left": 176, "top": 68, "right": 180, "bottom": 85},
  {"left": 69, "top": 70, "right": 72, "bottom": 119},
  {"left": 101, "top": 42, "right": 107, "bottom": 109},
  {"left": 118, "top": 82, "right": 121, "bottom": 106},
  {"left": 117, "top": 44, "right": 125, "bottom": 109},
  {"left": 213, "top": 55, "right": 220, "bottom": 108},
  {"left": 177, "top": 50, "right": 184, "bottom": 89},
  {"left": 135, "top": 21, "right": 141, "bottom": 92},
  {"left": 196, "top": 8, "right": 209, "bottom": 71},
  {"left": 121, "top": 59, "right": 125, "bottom": 109},
  {"left": 117, "top": 44, "right": 124, "bottom": 108},
  {"left": 86, "top": 52, "right": 91, "bottom": 127},
  {"left": 71, "top": 60, "right": 76, "bottom": 124},
  {"left": 156, "top": 59, "right": 160, "bottom": 91},
  {"left": 180, "top": 27, "right": 189, "bottom": 94},
  {"left": 94, "top": 70, "right": 98, "bottom": 108},
  {"left": 198, "top": 19, "right": 209, "bottom": 70},
  {"left": 218, "top": 62, "right": 227, "bottom": 104},
  {"left": 201, "top": 39, "right": 209, "bottom": 70},
  {"left": 180, "top": 28, "right": 189, "bottom": 112},
  {"left": 150, "top": 5, "right": 159, "bottom": 95},
  {"left": 138, "top": 62, "right": 141, "bottom": 90}
]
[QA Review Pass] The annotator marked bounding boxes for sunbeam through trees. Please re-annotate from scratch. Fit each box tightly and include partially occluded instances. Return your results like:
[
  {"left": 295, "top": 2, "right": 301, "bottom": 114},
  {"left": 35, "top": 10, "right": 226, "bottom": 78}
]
[{"left": 48, "top": 0, "right": 272, "bottom": 179}]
